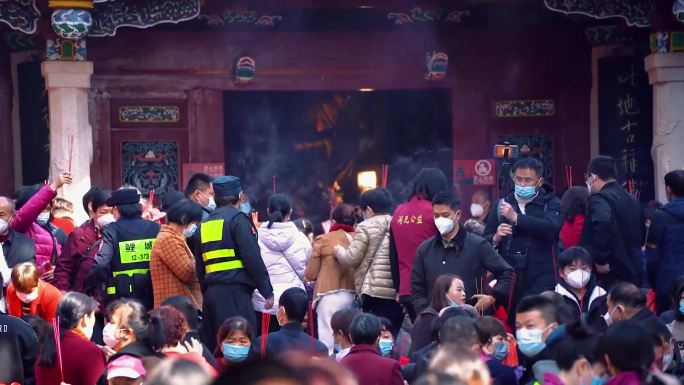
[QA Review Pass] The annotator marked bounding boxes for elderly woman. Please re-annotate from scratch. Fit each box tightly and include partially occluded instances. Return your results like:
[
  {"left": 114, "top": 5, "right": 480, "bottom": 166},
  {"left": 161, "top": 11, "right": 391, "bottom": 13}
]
[{"left": 150, "top": 199, "right": 203, "bottom": 309}]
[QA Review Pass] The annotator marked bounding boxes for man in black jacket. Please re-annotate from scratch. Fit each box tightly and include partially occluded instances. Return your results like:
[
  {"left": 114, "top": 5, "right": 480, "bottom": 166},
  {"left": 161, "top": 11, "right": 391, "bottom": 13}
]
[
  {"left": 411, "top": 191, "right": 514, "bottom": 315},
  {"left": 581, "top": 155, "right": 644, "bottom": 288},
  {"left": 250, "top": 287, "right": 327, "bottom": 359},
  {"left": 484, "top": 157, "right": 563, "bottom": 323},
  {"left": 0, "top": 272, "right": 39, "bottom": 385},
  {"left": 605, "top": 282, "right": 661, "bottom": 328}
]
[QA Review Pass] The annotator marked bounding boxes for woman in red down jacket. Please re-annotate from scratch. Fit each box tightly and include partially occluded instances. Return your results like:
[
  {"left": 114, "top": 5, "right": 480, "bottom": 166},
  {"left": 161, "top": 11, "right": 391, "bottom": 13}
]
[
  {"left": 559, "top": 186, "right": 589, "bottom": 252},
  {"left": 11, "top": 172, "right": 72, "bottom": 280}
]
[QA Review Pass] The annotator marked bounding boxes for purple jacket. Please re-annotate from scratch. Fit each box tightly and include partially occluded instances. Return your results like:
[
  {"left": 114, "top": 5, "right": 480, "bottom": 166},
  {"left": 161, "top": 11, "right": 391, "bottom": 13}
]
[{"left": 10, "top": 185, "right": 60, "bottom": 272}]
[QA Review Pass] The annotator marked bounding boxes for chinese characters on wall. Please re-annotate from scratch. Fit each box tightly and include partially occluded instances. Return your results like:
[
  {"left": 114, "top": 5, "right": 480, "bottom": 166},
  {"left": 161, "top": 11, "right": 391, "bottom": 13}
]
[{"left": 598, "top": 58, "right": 654, "bottom": 202}]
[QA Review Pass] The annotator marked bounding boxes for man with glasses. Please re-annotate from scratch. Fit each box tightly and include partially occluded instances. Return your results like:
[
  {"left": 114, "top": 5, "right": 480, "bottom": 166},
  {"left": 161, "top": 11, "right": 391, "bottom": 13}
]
[{"left": 484, "top": 157, "right": 562, "bottom": 325}]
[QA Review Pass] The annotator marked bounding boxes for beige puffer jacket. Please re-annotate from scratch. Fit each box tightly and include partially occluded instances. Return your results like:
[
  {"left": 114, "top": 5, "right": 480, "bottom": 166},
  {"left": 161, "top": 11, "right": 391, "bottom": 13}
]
[{"left": 334, "top": 214, "right": 395, "bottom": 300}]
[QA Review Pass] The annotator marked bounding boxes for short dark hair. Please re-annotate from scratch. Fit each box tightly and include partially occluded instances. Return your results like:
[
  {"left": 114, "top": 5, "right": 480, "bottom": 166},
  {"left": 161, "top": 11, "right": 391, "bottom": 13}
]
[
  {"left": 475, "top": 316, "right": 506, "bottom": 345},
  {"left": 166, "top": 199, "right": 203, "bottom": 226},
  {"left": 279, "top": 287, "right": 309, "bottom": 324},
  {"left": 431, "top": 305, "right": 478, "bottom": 341},
  {"left": 560, "top": 186, "right": 588, "bottom": 222},
  {"left": 431, "top": 191, "right": 460, "bottom": 211},
  {"left": 665, "top": 170, "right": 684, "bottom": 197},
  {"left": 215, "top": 358, "right": 302, "bottom": 385},
  {"left": 117, "top": 203, "right": 143, "bottom": 219},
  {"left": 216, "top": 195, "right": 239, "bottom": 208},
  {"left": 588, "top": 155, "right": 618, "bottom": 181},
  {"left": 161, "top": 190, "right": 185, "bottom": 212},
  {"left": 330, "top": 308, "right": 361, "bottom": 340},
  {"left": 349, "top": 313, "right": 382, "bottom": 345},
  {"left": 516, "top": 295, "right": 558, "bottom": 325},
  {"left": 555, "top": 323, "right": 600, "bottom": 371},
  {"left": 360, "top": 188, "right": 394, "bottom": 214},
  {"left": 557, "top": 247, "right": 593, "bottom": 270},
  {"left": 331, "top": 204, "right": 356, "bottom": 226},
  {"left": 15, "top": 185, "right": 41, "bottom": 211},
  {"left": 512, "top": 157, "right": 544, "bottom": 179},
  {"left": 608, "top": 282, "right": 645, "bottom": 310},
  {"left": 83, "top": 186, "right": 110, "bottom": 214},
  {"left": 184, "top": 173, "right": 212, "bottom": 198},
  {"left": 161, "top": 296, "right": 199, "bottom": 331},
  {"left": 440, "top": 317, "right": 479, "bottom": 346},
  {"left": 409, "top": 168, "right": 448, "bottom": 201},
  {"left": 378, "top": 317, "right": 393, "bottom": 335},
  {"left": 598, "top": 321, "right": 654, "bottom": 377}
]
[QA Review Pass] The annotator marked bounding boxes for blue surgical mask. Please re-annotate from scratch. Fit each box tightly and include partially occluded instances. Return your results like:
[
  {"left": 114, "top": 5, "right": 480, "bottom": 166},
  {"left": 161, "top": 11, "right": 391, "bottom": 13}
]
[
  {"left": 240, "top": 202, "right": 251, "bottom": 214},
  {"left": 379, "top": 338, "right": 393, "bottom": 357},
  {"left": 448, "top": 299, "right": 459, "bottom": 308},
  {"left": 333, "top": 343, "right": 342, "bottom": 353},
  {"left": 223, "top": 343, "right": 249, "bottom": 362},
  {"left": 491, "top": 341, "right": 509, "bottom": 361},
  {"left": 678, "top": 300, "right": 684, "bottom": 315},
  {"left": 516, "top": 327, "right": 546, "bottom": 357},
  {"left": 514, "top": 185, "right": 538, "bottom": 200},
  {"left": 590, "top": 375, "right": 608, "bottom": 385},
  {"left": 183, "top": 223, "right": 198, "bottom": 238}
]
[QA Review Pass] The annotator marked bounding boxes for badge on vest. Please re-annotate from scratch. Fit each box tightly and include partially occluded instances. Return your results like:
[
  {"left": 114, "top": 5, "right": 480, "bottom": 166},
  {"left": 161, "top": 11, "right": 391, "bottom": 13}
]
[{"left": 119, "top": 239, "right": 155, "bottom": 263}]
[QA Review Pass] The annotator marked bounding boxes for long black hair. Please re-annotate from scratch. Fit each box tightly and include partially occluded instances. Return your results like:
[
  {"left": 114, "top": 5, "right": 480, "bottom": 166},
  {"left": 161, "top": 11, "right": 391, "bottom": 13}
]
[
  {"left": 36, "top": 292, "right": 98, "bottom": 367},
  {"left": 267, "top": 194, "right": 292, "bottom": 229}
]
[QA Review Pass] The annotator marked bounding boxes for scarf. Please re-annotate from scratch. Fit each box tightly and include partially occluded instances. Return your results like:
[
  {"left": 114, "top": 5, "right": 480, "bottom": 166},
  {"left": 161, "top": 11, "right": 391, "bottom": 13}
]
[
  {"left": 330, "top": 223, "right": 355, "bottom": 233},
  {"left": 72, "top": 327, "right": 89, "bottom": 340}
]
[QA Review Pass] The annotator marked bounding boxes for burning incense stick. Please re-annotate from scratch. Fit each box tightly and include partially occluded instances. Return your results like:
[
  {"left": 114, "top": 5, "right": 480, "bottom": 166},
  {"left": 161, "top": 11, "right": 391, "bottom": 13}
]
[
  {"left": 53, "top": 317, "right": 64, "bottom": 382},
  {"left": 68, "top": 135, "right": 74, "bottom": 173},
  {"left": 272, "top": 176, "right": 276, "bottom": 194}
]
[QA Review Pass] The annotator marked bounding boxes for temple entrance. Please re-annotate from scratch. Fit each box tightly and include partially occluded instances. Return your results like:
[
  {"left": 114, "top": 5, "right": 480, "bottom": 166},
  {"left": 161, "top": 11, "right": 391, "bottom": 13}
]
[{"left": 223, "top": 90, "right": 452, "bottom": 229}]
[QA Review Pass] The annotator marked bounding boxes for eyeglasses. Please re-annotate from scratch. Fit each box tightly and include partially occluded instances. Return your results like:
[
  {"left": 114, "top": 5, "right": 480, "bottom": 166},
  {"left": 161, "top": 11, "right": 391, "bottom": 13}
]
[{"left": 512, "top": 176, "right": 540, "bottom": 186}]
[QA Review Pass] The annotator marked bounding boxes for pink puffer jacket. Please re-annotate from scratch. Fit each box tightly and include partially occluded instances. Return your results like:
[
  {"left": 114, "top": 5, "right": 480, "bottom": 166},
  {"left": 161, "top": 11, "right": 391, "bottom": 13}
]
[{"left": 11, "top": 185, "right": 60, "bottom": 272}]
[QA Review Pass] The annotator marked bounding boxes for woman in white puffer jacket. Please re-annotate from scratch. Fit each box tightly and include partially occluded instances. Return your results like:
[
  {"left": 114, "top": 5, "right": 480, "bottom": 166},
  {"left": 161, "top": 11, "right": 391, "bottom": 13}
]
[{"left": 252, "top": 193, "right": 312, "bottom": 334}]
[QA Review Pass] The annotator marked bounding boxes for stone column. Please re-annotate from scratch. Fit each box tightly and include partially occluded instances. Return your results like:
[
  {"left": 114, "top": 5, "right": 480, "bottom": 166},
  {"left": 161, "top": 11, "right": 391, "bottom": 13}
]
[
  {"left": 41, "top": 61, "right": 94, "bottom": 224},
  {"left": 645, "top": 53, "right": 684, "bottom": 202}
]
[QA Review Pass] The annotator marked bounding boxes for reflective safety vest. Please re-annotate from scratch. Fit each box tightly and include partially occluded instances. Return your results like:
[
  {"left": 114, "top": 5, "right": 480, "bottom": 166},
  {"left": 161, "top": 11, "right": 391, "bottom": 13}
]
[
  {"left": 200, "top": 209, "right": 246, "bottom": 284},
  {"left": 105, "top": 219, "right": 160, "bottom": 308}
]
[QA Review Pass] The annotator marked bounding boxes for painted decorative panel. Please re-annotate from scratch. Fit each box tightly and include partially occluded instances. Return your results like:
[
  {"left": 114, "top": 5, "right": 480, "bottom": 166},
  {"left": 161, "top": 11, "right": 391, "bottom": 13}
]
[
  {"left": 495, "top": 100, "right": 555, "bottom": 118},
  {"left": 121, "top": 141, "right": 179, "bottom": 195},
  {"left": 198, "top": 10, "right": 283, "bottom": 27},
  {"left": 544, "top": 0, "right": 653, "bottom": 27},
  {"left": 89, "top": 0, "right": 200, "bottom": 37},
  {"left": 496, "top": 135, "right": 553, "bottom": 197},
  {"left": 110, "top": 100, "right": 187, "bottom": 128},
  {"left": 0, "top": 0, "right": 40, "bottom": 34},
  {"left": 387, "top": 7, "right": 469, "bottom": 25},
  {"left": 119, "top": 106, "right": 180, "bottom": 123}
]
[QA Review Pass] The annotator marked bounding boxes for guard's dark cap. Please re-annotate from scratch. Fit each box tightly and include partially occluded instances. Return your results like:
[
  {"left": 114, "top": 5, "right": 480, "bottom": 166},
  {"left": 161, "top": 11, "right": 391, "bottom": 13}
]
[
  {"left": 106, "top": 188, "right": 141, "bottom": 206},
  {"left": 213, "top": 176, "right": 241, "bottom": 198}
]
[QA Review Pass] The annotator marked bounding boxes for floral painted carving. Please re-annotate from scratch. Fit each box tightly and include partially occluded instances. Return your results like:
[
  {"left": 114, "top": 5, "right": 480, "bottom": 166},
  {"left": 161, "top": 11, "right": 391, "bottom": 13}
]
[
  {"left": 426, "top": 52, "right": 448, "bottom": 81},
  {"left": 649, "top": 31, "right": 684, "bottom": 53},
  {"left": 119, "top": 106, "right": 180, "bottom": 123},
  {"left": 89, "top": 0, "right": 200, "bottom": 37},
  {"left": 51, "top": 8, "right": 92, "bottom": 39},
  {"left": 0, "top": 0, "right": 40, "bottom": 34},
  {"left": 544, "top": 0, "right": 653, "bottom": 27},
  {"left": 388, "top": 7, "right": 468, "bottom": 25},
  {"left": 234, "top": 56, "right": 256, "bottom": 85},
  {"left": 198, "top": 10, "right": 282, "bottom": 27},
  {"left": 495, "top": 100, "right": 555, "bottom": 118}
]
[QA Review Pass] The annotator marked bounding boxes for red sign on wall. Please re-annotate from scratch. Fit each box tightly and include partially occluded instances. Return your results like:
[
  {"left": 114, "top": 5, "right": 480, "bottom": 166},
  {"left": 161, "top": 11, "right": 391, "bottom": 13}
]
[
  {"left": 454, "top": 159, "right": 496, "bottom": 186},
  {"left": 182, "top": 163, "right": 225, "bottom": 188}
]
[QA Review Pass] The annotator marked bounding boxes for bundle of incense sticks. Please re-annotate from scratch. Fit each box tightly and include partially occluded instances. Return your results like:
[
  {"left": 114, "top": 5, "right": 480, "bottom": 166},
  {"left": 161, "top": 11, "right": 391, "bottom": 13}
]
[
  {"left": 381, "top": 164, "right": 389, "bottom": 188},
  {"left": 565, "top": 165, "right": 573, "bottom": 187}
]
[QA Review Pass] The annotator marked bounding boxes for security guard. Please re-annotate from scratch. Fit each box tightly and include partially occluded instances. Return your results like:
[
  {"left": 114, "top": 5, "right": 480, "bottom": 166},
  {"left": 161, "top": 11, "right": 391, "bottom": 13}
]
[
  {"left": 85, "top": 189, "right": 160, "bottom": 309},
  {"left": 196, "top": 176, "right": 273, "bottom": 352}
]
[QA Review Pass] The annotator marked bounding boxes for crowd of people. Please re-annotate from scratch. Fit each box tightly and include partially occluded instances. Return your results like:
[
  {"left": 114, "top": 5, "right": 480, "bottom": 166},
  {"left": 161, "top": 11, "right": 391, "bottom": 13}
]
[{"left": 0, "top": 154, "right": 683, "bottom": 385}]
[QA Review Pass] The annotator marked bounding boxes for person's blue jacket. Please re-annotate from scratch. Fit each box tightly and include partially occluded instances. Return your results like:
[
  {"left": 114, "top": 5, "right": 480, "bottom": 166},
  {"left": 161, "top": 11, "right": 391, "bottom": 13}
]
[{"left": 646, "top": 198, "right": 684, "bottom": 295}]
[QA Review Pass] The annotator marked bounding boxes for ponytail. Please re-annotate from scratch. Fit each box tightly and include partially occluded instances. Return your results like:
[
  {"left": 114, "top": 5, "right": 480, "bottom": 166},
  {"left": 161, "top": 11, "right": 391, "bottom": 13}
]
[{"left": 266, "top": 194, "right": 292, "bottom": 229}]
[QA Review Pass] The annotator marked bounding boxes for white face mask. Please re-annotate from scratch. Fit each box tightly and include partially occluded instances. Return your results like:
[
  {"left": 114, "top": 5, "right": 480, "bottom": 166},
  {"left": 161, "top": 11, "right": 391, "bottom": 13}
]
[
  {"left": 17, "top": 289, "right": 38, "bottom": 304},
  {"left": 0, "top": 219, "right": 8, "bottom": 235},
  {"left": 36, "top": 211, "right": 50, "bottom": 226},
  {"left": 565, "top": 269, "right": 591, "bottom": 289},
  {"left": 102, "top": 323, "right": 121, "bottom": 348},
  {"left": 470, "top": 203, "right": 484, "bottom": 218},
  {"left": 96, "top": 213, "right": 116, "bottom": 228},
  {"left": 435, "top": 216, "right": 455, "bottom": 235}
]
